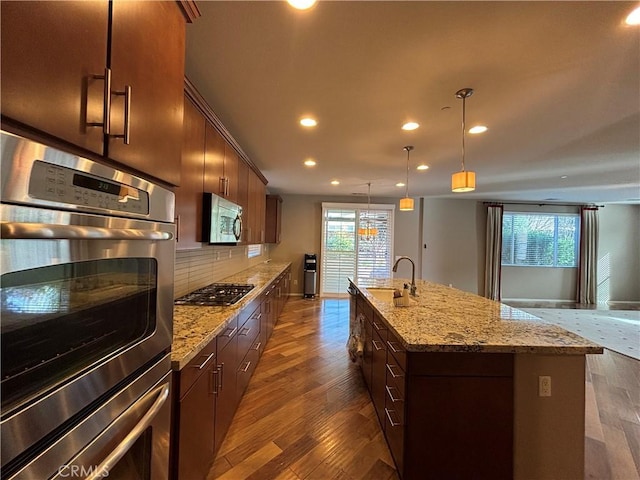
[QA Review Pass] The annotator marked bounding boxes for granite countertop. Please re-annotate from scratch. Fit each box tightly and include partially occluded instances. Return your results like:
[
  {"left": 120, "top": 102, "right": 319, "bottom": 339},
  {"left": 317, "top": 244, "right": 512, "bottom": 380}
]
[
  {"left": 172, "top": 261, "right": 291, "bottom": 370},
  {"left": 351, "top": 277, "right": 603, "bottom": 355}
]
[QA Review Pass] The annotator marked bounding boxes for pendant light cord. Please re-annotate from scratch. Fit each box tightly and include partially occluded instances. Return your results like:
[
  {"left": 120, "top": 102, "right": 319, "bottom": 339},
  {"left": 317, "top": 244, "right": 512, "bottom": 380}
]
[
  {"left": 461, "top": 95, "right": 466, "bottom": 172},
  {"left": 404, "top": 146, "right": 413, "bottom": 198}
]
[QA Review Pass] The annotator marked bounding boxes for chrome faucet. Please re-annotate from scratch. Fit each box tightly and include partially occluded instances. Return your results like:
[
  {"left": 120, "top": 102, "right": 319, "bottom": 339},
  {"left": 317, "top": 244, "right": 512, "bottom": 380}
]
[{"left": 392, "top": 256, "right": 417, "bottom": 296}]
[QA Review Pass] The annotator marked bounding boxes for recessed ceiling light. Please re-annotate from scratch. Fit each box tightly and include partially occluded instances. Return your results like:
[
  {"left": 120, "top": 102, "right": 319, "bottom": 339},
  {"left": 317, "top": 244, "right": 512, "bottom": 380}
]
[
  {"left": 331, "top": 180, "right": 340, "bottom": 185},
  {"left": 288, "top": 0, "right": 317, "bottom": 10},
  {"left": 396, "top": 182, "right": 405, "bottom": 187},
  {"left": 300, "top": 117, "right": 317, "bottom": 127},
  {"left": 469, "top": 125, "right": 488, "bottom": 134},
  {"left": 417, "top": 164, "right": 429, "bottom": 171},
  {"left": 560, "top": 175, "right": 568, "bottom": 179},
  {"left": 625, "top": 6, "right": 640, "bottom": 25},
  {"left": 304, "top": 159, "right": 316, "bottom": 167},
  {"left": 402, "top": 122, "right": 419, "bottom": 131}
]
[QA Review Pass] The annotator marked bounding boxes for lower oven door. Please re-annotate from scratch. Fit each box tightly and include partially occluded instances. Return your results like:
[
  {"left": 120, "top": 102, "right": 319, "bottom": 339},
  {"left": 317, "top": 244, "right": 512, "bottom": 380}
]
[
  {"left": 6, "top": 354, "right": 172, "bottom": 480},
  {"left": 0, "top": 203, "right": 174, "bottom": 470}
]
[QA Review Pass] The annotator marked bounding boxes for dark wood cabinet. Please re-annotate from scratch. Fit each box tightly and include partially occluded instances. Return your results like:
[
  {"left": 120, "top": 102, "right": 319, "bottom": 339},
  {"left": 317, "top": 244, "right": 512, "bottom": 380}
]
[
  {"left": 1, "top": 1, "right": 108, "bottom": 155},
  {"left": 236, "top": 159, "right": 249, "bottom": 243},
  {"left": 172, "top": 340, "right": 217, "bottom": 480},
  {"left": 1, "top": 1, "right": 186, "bottom": 186},
  {"left": 246, "top": 169, "right": 266, "bottom": 244},
  {"left": 204, "top": 124, "right": 239, "bottom": 203},
  {"left": 357, "top": 293, "right": 514, "bottom": 480},
  {"left": 214, "top": 319, "right": 239, "bottom": 453},
  {"left": 265, "top": 194, "right": 283, "bottom": 244},
  {"left": 175, "top": 96, "right": 205, "bottom": 249},
  {"left": 108, "top": 1, "right": 185, "bottom": 186}
]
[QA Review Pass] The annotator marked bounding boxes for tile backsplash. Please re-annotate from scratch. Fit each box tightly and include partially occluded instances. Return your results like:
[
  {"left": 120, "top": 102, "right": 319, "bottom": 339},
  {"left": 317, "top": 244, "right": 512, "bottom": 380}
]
[{"left": 174, "top": 245, "right": 270, "bottom": 298}]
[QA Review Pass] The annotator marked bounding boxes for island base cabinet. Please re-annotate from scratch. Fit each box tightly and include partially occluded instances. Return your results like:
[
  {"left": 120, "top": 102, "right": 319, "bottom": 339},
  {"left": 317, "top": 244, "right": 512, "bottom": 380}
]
[
  {"left": 215, "top": 328, "right": 239, "bottom": 453},
  {"left": 403, "top": 376, "right": 513, "bottom": 480}
]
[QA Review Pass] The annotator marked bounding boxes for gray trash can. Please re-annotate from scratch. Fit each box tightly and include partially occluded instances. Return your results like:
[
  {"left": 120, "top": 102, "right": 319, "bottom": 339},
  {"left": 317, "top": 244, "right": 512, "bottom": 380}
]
[{"left": 303, "top": 254, "right": 317, "bottom": 298}]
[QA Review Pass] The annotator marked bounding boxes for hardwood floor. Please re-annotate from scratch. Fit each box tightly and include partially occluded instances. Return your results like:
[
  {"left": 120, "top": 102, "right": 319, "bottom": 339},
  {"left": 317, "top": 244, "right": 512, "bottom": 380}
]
[{"left": 207, "top": 297, "right": 639, "bottom": 480}]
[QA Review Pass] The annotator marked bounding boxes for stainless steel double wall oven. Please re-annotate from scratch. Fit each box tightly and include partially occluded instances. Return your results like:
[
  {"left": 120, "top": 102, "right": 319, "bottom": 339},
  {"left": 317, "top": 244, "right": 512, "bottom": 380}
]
[{"left": 0, "top": 131, "right": 175, "bottom": 479}]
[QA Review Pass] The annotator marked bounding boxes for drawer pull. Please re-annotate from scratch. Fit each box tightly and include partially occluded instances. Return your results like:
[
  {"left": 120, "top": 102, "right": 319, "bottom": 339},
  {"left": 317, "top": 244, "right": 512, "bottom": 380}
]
[
  {"left": 222, "top": 326, "right": 237, "bottom": 338},
  {"left": 240, "top": 361, "right": 251, "bottom": 373},
  {"left": 210, "top": 368, "right": 219, "bottom": 395},
  {"left": 194, "top": 352, "right": 215, "bottom": 370},
  {"left": 385, "top": 408, "right": 401, "bottom": 427},
  {"left": 252, "top": 342, "right": 262, "bottom": 351},
  {"left": 387, "top": 341, "right": 403, "bottom": 354},
  {"left": 372, "top": 339, "right": 384, "bottom": 352},
  {"left": 386, "top": 363, "right": 404, "bottom": 379},
  {"left": 386, "top": 385, "right": 402, "bottom": 403},
  {"left": 372, "top": 321, "right": 386, "bottom": 331},
  {"left": 239, "top": 327, "right": 251, "bottom": 336}
]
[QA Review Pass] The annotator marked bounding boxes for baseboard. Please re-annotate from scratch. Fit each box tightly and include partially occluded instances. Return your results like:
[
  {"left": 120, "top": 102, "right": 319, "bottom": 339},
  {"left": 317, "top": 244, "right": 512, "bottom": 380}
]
[
  {"left": 502, "top": 298, "right": 577, "bottom": 303},
  {"left": 608, "top": 300, "right": 640, "bottom": 306}
]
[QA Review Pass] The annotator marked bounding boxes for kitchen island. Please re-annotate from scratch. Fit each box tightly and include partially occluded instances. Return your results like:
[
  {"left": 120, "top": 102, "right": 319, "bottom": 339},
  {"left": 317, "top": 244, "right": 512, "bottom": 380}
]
[{"left": 349, "top": 278, "right": 603, "bottom": 480}]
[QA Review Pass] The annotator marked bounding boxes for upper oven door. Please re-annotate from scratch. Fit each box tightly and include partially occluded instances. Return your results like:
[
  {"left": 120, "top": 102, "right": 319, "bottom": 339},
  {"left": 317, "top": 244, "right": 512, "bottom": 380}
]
[{"left": 0, "top": 203, "right": 175, "bottom": 468}]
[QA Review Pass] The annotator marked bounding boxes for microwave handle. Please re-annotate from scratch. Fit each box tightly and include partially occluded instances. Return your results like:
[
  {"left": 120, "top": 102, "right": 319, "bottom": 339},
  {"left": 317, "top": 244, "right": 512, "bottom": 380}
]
[
  {"left": 1, "top": 222, "right": 173, "bottom": 241},
  {"left": 233, "top": 215, "right": 242, "bottom": 241}
]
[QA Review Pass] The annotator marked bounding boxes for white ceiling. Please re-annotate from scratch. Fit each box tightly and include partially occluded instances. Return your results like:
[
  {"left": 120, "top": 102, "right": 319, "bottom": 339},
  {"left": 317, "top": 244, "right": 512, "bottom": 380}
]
[{"left": 185, "top": 1, "right": 640, "bottom": 204}]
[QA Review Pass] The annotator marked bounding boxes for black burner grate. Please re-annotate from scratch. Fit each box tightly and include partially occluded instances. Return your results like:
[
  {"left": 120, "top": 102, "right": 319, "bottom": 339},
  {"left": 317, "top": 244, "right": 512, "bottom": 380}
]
[{"left": 174, "top": 283, "right": 254, "bottom": 306}]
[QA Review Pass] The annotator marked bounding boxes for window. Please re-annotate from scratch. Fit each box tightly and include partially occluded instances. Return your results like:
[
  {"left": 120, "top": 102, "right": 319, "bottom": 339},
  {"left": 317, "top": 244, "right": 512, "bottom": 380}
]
[
  {"left": 247, "top": 244, "right": 262, "bottom": 258},
  {"left": 501, "top": 212, "right": 579, "bottom": 267},
  {"left": 320, "top": 203, "right": 394, "bottom": 295}
]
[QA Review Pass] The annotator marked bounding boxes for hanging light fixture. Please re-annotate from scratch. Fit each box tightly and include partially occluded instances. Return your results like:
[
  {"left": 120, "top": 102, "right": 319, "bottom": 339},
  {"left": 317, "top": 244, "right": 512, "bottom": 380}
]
[
  {"left": 451, "top": 88, "right": 476, "bottom": 193},
  {"left": 358, "top": 182, "right": 378, "bottom": 240},
  {"left": 399, "top": 146, "right": 414, "bottom": 211}
]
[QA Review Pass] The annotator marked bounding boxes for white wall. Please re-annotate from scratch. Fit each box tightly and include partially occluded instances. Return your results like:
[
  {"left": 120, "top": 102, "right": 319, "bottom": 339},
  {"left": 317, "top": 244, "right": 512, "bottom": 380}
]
[
  {"left": 266, "top": 195, "right": 639, "bottom": 302},
  {"left": 598, "top": 204, "right": 640, "bottom": 302},
  {"left": 421, "top": 198, "right": 484, "bottom": 294}
]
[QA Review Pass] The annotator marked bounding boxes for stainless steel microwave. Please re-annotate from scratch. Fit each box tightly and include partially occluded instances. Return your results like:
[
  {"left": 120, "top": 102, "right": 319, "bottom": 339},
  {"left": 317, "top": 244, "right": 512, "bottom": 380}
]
[{"left": 202, "top": 192, "right": 243, "bottom": 244}]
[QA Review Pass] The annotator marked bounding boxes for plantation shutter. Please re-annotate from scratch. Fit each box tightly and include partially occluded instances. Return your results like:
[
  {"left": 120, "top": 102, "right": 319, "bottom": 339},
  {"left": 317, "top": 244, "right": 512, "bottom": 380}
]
[{"left": 321, "top": 203, "right": 395, "bottom": 295}]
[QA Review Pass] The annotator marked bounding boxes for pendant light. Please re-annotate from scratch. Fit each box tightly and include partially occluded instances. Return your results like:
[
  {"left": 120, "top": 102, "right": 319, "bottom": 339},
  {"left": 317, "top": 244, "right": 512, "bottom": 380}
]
[
  {"left": 399, "top": 146, "right": 414, "bottom": 211},
  {"left": 451, "top": 88, "right": 476, "bottom": 193},
  {"left": 358, "top": 182, "right": 378, "bottom": 240}
]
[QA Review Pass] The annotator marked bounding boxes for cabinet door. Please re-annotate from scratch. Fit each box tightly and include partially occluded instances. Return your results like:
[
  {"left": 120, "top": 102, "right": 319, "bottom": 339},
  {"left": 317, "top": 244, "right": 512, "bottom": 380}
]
[
  {"left": 265, "top": 195, "right": 283, "bottom": 244},
  {"left": 109, "top": 1, "right": 185, "bottom": 186},
  {"left": 175, "top": 97, "right": 204, "bottom": 250},
  {"left": 215, "top": 333, "right": 239, "bottom": 453},
  {"left": 1, "top": 1, "right": 108, "bottom": 155},
  {"left": 236, "top": 159, "right": 249, "bottom": 243},
  {"left": 223, "top": 142, "right": 239, "bottom": 204},
  {"left": 177, "top": 364, "right": 216, "bottom": 480},
  {"left": 204, "top": 123, "right": 225, "bottom": 195}
]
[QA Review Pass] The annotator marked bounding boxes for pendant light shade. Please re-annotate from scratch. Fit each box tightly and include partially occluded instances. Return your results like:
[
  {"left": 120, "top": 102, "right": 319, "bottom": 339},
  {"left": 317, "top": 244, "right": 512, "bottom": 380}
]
[
  {"left": 359, "top": 182, "right": 378, "bottom": 239},
  {"left": 452, "top": 88, "right": 476, "bottom": 193},
  {"left": 400, "top": 146, "right": 414, "bottom": 211}
]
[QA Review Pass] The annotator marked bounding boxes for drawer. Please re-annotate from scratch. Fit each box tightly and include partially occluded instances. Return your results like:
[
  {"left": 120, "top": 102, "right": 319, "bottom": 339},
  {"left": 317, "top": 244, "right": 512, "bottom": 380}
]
[
  {"left": 371, "top": 312, "right": 387, "bottom": 334},
  {"left": 179, "top": 339, "right": 216, "bottom": 399},
  {"left": 217, "top": 316, "right": 238, "bottom": 352},
  {"left": 237, "top": 307, "right": 261, "bottom": 357},
  {"left": 236, "top": 346, "right": 259, "bottom": 399},
  {"left": 386, "top": 330, "right": 406, "bottom": 370}
]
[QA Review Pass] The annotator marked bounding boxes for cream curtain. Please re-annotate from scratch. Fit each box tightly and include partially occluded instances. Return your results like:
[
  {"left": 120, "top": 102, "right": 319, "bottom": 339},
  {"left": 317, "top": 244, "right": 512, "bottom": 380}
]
[
  {"left": 577, "top": 206, "right": 599, "bottom": 304},
  {"left": 484, "top": 204, "right": 503, "bottom": 301}
]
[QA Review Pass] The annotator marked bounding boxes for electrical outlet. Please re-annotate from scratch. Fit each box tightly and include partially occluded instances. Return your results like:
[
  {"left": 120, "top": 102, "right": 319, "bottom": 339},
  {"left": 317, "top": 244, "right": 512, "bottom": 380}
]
[{"left": 539, "top": 376, "right": 552, "bottom": 397}]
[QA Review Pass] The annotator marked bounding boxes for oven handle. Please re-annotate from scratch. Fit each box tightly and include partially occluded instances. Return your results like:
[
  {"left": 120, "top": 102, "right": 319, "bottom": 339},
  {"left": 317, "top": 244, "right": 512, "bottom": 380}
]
[
  {"left": 86, "top": 382, "right": 170, "bottom": 480},
  {"left": 1, "top": 222, "right": 173, "bottom": 241}
]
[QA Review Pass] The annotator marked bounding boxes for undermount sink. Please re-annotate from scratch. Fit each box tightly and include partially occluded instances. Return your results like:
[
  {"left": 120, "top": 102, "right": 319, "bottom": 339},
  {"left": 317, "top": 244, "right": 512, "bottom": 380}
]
[{"left": 366, "top": 287, "right": 396, "bottom": 302}]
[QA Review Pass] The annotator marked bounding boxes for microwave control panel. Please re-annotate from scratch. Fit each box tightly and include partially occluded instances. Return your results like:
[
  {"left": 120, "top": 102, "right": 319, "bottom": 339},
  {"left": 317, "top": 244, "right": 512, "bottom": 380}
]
[{"left": 28, "top": 160, "right": 150, "bottom": 215}]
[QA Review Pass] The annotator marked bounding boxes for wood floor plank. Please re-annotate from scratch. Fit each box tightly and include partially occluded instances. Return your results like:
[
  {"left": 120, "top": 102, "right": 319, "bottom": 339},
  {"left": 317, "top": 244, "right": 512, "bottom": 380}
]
[{"left": 207, "top": 298, "right": 640, "bottom": 480}]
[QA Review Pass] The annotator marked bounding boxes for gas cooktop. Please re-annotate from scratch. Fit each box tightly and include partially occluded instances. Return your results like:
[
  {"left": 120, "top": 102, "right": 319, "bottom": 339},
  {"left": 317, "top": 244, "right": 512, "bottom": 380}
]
[{"left": 174, "top": 283, "right": 255, "bottom": 306}]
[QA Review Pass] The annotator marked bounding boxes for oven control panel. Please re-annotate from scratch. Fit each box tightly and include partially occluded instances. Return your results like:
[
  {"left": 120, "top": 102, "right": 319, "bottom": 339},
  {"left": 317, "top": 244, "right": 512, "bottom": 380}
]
[{"left": 29, "top": 160, "right": 150, "bottom": 214}]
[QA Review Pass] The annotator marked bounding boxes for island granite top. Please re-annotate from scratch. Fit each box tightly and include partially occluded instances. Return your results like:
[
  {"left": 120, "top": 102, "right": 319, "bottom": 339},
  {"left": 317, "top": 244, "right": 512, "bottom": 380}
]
[
  {"left": 351, "top": 277, "right": 603, "bottom": 355},
  {"left": 171, "top": 261, "right": 291, "bottom": 370}
]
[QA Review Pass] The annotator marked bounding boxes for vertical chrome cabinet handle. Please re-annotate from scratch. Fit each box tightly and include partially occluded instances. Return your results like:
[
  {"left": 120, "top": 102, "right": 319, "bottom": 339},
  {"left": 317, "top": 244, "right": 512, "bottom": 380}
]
[
  {"left": 89, "top": 67, "right": 112, "bottom": 134},
  {"left": 111, "top": 84, "right": 131, "bottom": 144},
  {"left": 211, "top": 368, "right": 219, "bottom": 395},
  {"left": 219, "top": 177, "right": 225, "bottom": 196},
  {"left": 218, "top": 364, "right": 224, "bottom": 391}
]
